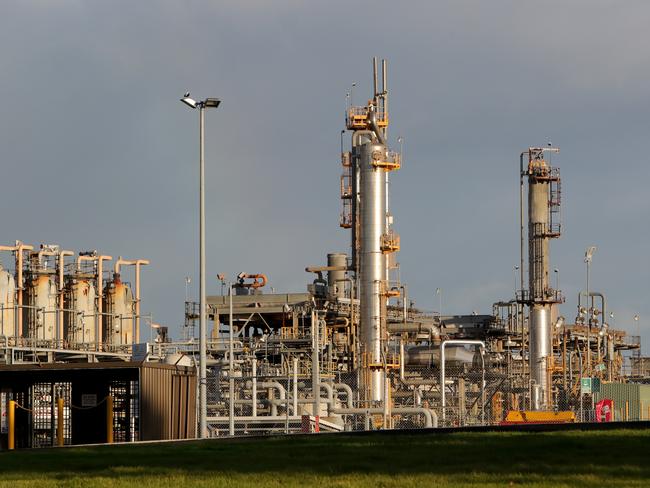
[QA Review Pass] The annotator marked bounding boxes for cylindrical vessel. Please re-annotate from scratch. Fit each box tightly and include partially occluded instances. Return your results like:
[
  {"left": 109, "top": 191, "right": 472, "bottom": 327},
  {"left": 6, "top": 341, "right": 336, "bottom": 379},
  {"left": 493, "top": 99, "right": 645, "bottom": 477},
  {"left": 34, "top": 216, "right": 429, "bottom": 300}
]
[
  {"left": 0, "top": 267, "right": 15, "bottom": 338},
  {"left": 103, "top": 273, "right": 134, "bottom": 346},
  {"left": 24, "top": 274, "right": 58, "bottom": 342},
  {"left": 528, "top": 168, "right": 551, "bottom": 410},
  {"left": 359, "top": 141, "right": 387, "bottom": 402},
  {"left": 327, "top": 253, "right": 347, "bottom": 298},
  {"left": 64, "top": 278, "right": 97, "bottom": 346}
]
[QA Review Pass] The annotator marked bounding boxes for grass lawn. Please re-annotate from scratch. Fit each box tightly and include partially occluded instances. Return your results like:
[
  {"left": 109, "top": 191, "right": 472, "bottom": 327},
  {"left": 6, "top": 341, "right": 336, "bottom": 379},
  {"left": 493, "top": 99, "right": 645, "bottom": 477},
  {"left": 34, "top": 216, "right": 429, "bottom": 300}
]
[{"left": 1, "top": 429, "right": 648, "bottom": 487}]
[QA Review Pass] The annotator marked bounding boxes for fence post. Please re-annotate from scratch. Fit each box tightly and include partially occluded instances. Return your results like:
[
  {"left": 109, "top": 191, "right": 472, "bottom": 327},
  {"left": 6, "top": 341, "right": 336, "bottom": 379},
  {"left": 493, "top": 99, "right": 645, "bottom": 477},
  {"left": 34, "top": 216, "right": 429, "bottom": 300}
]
[
  {"left": 57, "top": 397, "right": 64, "bottom": 447},
  {"left": 106, "top": 395, "right": 114, "bottom": 444},
  {"left": 8, "top": 400, "right": 15, "bottom": 450}
]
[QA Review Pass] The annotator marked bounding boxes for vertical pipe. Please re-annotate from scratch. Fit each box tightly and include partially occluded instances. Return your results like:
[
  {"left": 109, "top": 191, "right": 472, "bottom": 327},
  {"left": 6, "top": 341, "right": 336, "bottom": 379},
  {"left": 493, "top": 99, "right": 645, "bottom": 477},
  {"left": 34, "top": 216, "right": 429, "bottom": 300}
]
[
  {"left": 440, "top": 340, "right": 486, "bottom": 424},
  {"left": 229, "top": 283, "right": 235, "bottom": 436},
  {"left": 311, "top": 310, "right": 320, "bottom": 420},
  {"left": 293, "top": 356, "right": 298, "bottom": 415},
  {"left": 381, "top": 59, "right": 387, "bottom": 118},
  {"left": 199, "top": 105, "right": 208, "bottom": 439},
  {"left": 134, "top": 265, "right": 139, "bottom": 344},
  {"left": 57, "top": 397, "right": 64, "bottom": 447},
  {"left": 134, "top": 261, "right": 148, "bottom": 344},
  {"left": 441, "top": 343, "right": 446, "bottom": 423},
  {"left": 586, "top": 262, "right": 590, "bottom": 376},
  {"left": 97, "top": 255, "right": 111, "bottom": 351},
  {"left": 480, "top": 352, "right": 486, "bottom": 425},
  {"left": 106, "top": 395, "right": 114, "bottom": 444},
  {"left": 58, "top": 250, "right": 73, "bottom": 348},
  {"left": 382, "top": 367, "right": 389, "bottom": 428},
  {"left": 16, "top": 243, "right": 34, "bottom": 339},
  {"left": 252, "top": 357, "right": 257, "bottom": 417},
  {"left": 519, "top": 154, "right": 525, "bottom": 295},
  {"left": 372, "top": 57, "right": 378, "bottom": 102},
  {"left": 8, "top": 399, "right": 15, "bottom": 450},
  {"left": 399, "top": 337, "right": 405, "bottom": 381}
]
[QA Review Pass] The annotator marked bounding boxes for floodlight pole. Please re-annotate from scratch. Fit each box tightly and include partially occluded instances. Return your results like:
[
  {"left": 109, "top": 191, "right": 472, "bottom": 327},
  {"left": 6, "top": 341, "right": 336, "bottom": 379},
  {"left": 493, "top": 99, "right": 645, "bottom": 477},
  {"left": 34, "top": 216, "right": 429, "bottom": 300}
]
[
  {"left": 229, "top": 282, "right": 235, "bottom": 436},
  {"left": 198, "top": 103, "right": 207, "bottom": 439},
  {"left": 182, "top": 94, "right": 221, "bottom": 439}
]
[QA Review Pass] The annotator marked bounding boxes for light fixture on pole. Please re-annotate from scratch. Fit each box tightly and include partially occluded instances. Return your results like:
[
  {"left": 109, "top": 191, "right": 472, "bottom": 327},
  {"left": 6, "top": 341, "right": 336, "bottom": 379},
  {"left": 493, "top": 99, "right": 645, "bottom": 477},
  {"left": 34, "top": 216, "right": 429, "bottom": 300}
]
[
  {"left": 584, "top": 246, "right": 596, "bottom": 374},
  {"left": 181, "top": 92, "right": 221, "bottom": 439},
  {"left": 185, "top": 276, "right": 191, "bottom": 302},
  {"left": 634, "top": 314, "right": 641, "bottom": 353},
  {"left": 435, "top": 288, "right": 442, "bottom": 325}
]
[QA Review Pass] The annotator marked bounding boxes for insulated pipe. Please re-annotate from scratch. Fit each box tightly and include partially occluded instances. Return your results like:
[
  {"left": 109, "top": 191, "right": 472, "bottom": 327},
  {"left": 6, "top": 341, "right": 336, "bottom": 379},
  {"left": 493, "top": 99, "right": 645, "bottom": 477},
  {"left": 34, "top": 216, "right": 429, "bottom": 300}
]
[
  {"left": 440, "top": 340, "right": 485, "bottom": 423},
  {"left": 252, "top": 358, "right": 257, "bottom": 417},
  {"left": 387, "top": 323, "right": 440, "bottom": 338},
  {"left": 381, "top": 59, "right": 388, "bottom": 136},
  {"left": 334, "top": 383, "right": 354, "bottom": 408},
  {"left": 238, "top": 274, "right": 268, "bottom": 289},
  {"left": 305, "top": 265, "right": 349, "bottom": 273},
  {"left": 58, "top": 250, "right": 74, "bottom": 347},
  {"left": 96, "top": 255, "right": 112, "bottom": 350},
  {"left": 37, "top": 247, "right": 57, "bottom": 265},
  {"left": 399, "top": 337, "right": 405, "bottom": 381},
  {"left": 259, "top": 381, "right": 286, "bottom": 416},
  {"left": 367, "top": 105, "right": 386, "bottom": 146},
  {"left": 15, "top": 243, "right": 33, "bottom": 339},
  {"left": 319, "top": 382, "right": 334, "bottom": 412},
  {"left": 0, "top": 243, "right": 33, "bottom": 339},
  {"left": 577, "top": 291, "right": 606, "bottom": 330},
  {"left": 373, "top": 56, "right": 378, "bottom": 102},
  {"left": 113, "top": 257, "right": 150, "bottom": 343},
  {"left": 293, "top": 357, "right": 299, "bottom": 415},
  {"left": 330, "top": 406, "right": 437, "bottom": 428},
  {"left": 311, "top": 311, "right": 320, "bottom": 417},
  {"left": 269, "top": 394, "right": 334, "bottom": 412}
]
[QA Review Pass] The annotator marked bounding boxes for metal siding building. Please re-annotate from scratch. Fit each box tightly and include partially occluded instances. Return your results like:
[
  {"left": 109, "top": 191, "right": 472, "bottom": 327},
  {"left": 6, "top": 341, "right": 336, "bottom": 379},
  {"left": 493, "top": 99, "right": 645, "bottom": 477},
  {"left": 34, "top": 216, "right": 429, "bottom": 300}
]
[
  {"left": 0, "top": 362, "right": 195, "bottom": 448},
  {"left": 594, "top": 383, "right": 650, "bottom": 421}
]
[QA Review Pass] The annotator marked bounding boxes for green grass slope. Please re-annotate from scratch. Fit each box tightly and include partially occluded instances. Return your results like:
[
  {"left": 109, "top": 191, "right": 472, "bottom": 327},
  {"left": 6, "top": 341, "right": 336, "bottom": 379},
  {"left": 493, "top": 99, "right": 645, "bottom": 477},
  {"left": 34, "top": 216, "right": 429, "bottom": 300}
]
[{"left": 1, "top": 429, "right": 648, "bottom": 487}]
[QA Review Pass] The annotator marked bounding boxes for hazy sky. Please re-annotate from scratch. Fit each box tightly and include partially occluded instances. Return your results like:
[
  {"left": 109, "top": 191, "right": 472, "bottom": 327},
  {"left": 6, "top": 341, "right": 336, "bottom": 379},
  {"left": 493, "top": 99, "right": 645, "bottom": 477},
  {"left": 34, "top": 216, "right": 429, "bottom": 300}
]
[{"left": 1, "top": 1, "right": 648, "bottom": 350}]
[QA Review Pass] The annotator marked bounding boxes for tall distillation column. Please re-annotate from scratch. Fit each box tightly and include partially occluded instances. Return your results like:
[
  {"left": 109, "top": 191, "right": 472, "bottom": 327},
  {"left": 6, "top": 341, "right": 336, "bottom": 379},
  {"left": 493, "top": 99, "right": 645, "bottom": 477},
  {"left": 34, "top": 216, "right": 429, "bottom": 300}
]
[
  {"left": 342, "top": 58, "right": 400, "bottom": 402},
  {"left": 521, "top": 147, "right": 562, "bottom": 410}
]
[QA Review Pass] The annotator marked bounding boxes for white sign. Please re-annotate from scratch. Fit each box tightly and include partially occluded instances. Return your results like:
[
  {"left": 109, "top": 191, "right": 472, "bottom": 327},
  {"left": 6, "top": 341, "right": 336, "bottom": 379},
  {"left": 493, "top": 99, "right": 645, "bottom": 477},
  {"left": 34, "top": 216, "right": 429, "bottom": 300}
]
[
  {"left": 0, "top": 391, "right": 8, "bottom": 434},
  {"left": 81, "top": 394, "right": 97, "bottom": 408}
]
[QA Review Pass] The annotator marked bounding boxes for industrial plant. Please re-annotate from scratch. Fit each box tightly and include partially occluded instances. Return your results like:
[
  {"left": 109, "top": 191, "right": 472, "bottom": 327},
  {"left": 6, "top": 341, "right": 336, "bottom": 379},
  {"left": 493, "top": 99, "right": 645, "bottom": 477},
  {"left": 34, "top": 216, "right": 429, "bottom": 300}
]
[{"left": 1, "top": 58, "right": 648, "bottom": 448}]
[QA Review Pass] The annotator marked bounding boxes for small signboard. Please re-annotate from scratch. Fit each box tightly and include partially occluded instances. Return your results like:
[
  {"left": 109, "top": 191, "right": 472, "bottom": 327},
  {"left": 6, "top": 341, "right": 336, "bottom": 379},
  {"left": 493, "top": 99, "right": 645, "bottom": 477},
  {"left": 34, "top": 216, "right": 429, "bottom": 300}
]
[
  {"left": 81, "top": 394, "right": 97, "bottom": 408},
  {"left": 591, "top": 377, "right": 601, "bottom": 393},
  {"left": 0, "top": 391, "right": 9, "bottom": 434},
  {"left": 580, "top": 378, "right": 592, "bottom": 394},
  {"left": 131, "top": 342, "right": 150, "bottom": 361}
]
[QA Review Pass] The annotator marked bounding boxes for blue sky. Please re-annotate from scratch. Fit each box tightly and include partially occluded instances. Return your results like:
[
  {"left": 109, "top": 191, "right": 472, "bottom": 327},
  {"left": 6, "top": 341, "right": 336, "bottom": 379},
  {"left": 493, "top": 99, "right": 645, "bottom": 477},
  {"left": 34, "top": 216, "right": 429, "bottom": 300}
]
[{"left": 1, "top": 1, "right": 648, "bottom": 350}]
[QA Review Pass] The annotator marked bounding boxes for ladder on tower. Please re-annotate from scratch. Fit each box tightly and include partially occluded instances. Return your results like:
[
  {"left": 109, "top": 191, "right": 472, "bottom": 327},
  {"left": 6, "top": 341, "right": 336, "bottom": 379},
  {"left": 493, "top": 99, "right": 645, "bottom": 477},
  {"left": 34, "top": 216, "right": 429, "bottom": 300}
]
[
  {"left": 339, "top": 152, "right": 353, "bottom": 228},
  {"left": 547, "top": 168, "right": 562, "bottom": 237}
]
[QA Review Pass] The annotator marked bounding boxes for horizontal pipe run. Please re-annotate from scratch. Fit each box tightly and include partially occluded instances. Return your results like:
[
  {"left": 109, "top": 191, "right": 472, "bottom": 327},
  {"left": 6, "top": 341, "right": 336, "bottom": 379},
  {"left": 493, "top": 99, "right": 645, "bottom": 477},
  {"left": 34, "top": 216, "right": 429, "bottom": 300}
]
[{"left": 330, "top": 406, "right": 437, "bottom": 428}]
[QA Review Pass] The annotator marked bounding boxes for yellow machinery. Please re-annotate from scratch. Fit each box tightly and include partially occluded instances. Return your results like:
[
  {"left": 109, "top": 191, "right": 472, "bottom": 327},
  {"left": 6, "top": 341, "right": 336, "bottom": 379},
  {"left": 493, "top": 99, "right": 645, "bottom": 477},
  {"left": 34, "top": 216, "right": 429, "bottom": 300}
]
[{"left": 501, "top": 410, "right": 576, "bottom": 425}]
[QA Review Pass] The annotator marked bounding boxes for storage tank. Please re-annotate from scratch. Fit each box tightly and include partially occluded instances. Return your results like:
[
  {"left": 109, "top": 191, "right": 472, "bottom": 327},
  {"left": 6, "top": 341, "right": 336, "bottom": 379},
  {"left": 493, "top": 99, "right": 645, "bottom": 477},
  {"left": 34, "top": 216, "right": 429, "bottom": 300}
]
[
  {"left": 24, "top": 273, "right": 58, "bottom": 342},
  {"left": 327, "top": 253, "right": 347, "bottom": 298},
  {"left": 0, "top": 264, "right": 15, "bottom": 338},
  {"left": 103, "top": 273, "right": 134, "bottom": 346},
  {"left": 64, "top": 278, "right": 97, "bottom": 346}
]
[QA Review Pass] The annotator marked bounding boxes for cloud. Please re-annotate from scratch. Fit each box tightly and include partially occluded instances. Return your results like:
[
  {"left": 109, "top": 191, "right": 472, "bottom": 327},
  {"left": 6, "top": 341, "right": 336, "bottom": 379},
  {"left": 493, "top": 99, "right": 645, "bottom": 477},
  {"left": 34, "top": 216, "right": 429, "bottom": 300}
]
[{"left": 0, "top": 1, "right": 648, "bottom": 353}]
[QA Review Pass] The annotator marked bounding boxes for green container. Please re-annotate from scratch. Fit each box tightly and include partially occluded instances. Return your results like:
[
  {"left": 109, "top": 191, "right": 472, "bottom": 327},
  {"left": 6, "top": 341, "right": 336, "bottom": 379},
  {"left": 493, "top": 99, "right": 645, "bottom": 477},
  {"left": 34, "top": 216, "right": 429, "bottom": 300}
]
[{"left": 593, "top": 383, "right": 650, "bottom": 421}]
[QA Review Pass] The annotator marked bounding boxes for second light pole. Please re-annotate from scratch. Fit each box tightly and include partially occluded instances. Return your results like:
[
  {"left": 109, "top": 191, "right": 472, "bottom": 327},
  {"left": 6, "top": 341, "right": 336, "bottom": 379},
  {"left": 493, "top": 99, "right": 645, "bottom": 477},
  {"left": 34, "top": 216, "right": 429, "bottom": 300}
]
[{"left": 181, "top": 93, "right": 221, "bottom": 439}]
